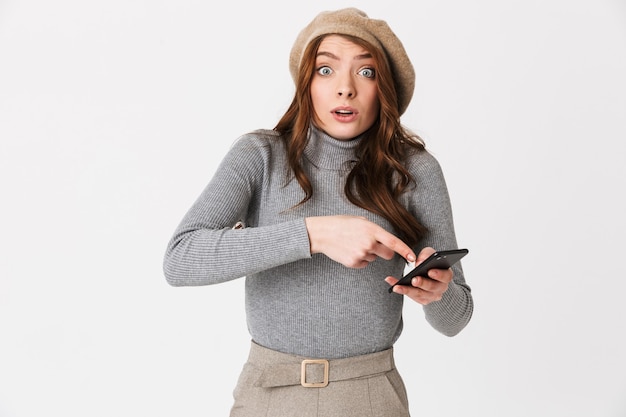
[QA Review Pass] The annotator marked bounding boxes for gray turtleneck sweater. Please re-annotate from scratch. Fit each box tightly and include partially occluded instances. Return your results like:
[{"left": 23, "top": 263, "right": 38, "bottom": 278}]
[{"left": 163, "top": 127, "right": 473, "bottom": 359}]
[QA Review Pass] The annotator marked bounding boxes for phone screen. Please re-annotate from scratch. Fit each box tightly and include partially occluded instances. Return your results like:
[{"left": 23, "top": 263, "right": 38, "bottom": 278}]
[{"left": 388, "top": 249, "right": 468, "bottom": 293}]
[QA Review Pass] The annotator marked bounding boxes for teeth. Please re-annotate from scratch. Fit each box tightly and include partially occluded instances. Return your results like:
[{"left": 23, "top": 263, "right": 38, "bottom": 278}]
[{"left": 336, "top": 110, "right": 352, "bottom": 114}]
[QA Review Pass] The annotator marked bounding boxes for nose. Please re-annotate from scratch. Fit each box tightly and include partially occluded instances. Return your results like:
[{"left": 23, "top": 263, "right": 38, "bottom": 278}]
[
  {"left": 337, "top": 87, "right": 354, "bottom": 98},
  {"left": 337, "top": 75, "right": 355, "bottom": 98}
]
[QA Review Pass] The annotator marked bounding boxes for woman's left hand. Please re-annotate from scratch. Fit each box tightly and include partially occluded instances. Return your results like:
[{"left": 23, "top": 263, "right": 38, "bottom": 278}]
[{"left": 384, "top": 247, "right": 454, "bottom": 305}]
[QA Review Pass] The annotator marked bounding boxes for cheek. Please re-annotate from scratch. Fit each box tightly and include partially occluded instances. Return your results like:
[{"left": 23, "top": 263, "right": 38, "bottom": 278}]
[
  {"left": 310, "top": 82, "right": 324, "bottom": 112},
  {"left": 360, "top": 84, "right": 380, "bottom": 112},
  {"left": 364, "top": 93, "right": 380, "bottom": 119},
  {"left": 369, "top": 88, "right": 381, "bottom": 106}
]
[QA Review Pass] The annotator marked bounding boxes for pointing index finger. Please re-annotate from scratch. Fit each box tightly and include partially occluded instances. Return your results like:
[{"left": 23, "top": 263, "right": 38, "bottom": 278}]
[{"left": 375, "top": 229, "right": 415, "bottom": 263}]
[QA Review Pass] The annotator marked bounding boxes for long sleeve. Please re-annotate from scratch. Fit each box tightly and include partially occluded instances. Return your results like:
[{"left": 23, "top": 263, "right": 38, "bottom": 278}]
[
  {"left": 163, "top": 133, "right": 312, "bottom": 286},
  {"left": 405, "top": 150, "right": 474, "bottom": 336}
]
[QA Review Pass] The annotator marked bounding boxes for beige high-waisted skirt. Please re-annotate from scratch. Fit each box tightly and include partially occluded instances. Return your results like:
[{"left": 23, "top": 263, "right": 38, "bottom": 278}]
[{"left": 229, "top": 341, "right": 411, "bottom": 417}]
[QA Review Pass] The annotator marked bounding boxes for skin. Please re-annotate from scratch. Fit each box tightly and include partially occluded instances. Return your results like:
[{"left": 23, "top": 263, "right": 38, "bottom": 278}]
[
  {"left": 309, "top": 35, "right": 380, "bottom": 140},
  {"left": 304, "top": 35, "right": 454, "bottom": 306}
]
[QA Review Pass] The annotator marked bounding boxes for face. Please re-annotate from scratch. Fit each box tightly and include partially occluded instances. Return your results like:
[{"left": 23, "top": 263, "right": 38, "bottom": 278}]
[{"left": 310, "top": 35, "right": 380, "bottom": 141}]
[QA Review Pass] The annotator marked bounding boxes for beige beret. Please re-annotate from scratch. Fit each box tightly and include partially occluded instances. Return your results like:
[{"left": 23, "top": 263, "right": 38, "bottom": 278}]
[{"left": 289, "top": 8, "right": 415, "bottom": 115}]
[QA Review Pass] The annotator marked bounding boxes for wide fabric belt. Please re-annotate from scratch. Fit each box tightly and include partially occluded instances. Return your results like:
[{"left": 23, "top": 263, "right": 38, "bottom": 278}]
[{"left": 247, "top": 341, "right": 396, "bottom": 388}]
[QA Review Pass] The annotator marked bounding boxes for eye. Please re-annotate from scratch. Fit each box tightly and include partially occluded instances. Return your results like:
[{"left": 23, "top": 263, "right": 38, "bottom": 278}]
[
  {"left": 358, "top": 67, "right": 376, "bottom": 79},
  {"left": 317, "top": 66, "right": 333, "bottom": 76}
]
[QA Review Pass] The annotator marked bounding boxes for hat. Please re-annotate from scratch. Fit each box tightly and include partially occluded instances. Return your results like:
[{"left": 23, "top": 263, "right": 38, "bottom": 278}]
[{"left": 289, "top": 8, "right": 415, "bottom": 115}]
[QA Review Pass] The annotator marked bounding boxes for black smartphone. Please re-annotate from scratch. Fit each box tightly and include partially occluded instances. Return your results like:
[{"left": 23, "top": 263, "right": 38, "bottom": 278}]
[{"left": 388, "top": 249, "right": 469, "bottom": 293}]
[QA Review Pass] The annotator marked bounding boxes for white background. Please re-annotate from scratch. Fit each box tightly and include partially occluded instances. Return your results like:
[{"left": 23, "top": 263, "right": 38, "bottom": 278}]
[{"left": 1, "top": 0, "right": 625, "bottom": 416}]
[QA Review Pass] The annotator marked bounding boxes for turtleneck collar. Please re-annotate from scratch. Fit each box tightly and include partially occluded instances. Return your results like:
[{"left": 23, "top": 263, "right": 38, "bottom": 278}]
[{"left": 303, "top": 125, "right": 364, "bottom": 170}]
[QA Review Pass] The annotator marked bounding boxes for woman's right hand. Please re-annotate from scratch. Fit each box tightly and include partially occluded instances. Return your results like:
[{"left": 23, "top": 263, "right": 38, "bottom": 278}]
[{"left": 304, "top": 215, "right": 415, "bottom": 269}]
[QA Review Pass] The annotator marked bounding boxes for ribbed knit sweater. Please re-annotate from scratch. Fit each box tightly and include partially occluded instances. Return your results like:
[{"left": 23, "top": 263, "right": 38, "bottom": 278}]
[{"left": 163, "top": 126, "right": 473, "bottom": 359}]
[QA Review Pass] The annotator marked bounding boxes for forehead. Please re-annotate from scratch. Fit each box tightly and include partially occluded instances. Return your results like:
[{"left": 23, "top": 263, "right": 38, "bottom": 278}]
[{"left": 317, "top": 34, "right": 372, "bottom": 56}]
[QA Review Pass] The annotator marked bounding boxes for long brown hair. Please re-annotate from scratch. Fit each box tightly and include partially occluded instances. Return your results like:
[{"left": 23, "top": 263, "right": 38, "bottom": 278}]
[{"left": 274, "top": 34, "right": 427, "bottom": 246}]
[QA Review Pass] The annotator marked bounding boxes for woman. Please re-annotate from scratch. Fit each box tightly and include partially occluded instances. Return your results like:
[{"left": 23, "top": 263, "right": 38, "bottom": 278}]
[{"left": 164, "top": 8, "right": 473, "bottom": 417}]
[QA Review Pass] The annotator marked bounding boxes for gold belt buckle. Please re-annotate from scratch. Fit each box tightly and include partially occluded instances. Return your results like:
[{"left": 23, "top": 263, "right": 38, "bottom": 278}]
[{"left": 300, "top": 359, "right": 329, "bottom": 388}]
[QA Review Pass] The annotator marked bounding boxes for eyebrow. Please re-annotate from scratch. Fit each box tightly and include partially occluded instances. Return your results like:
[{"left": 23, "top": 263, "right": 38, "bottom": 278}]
[{"left": 316, "top": 51, "right": 373, "bottom": 61}]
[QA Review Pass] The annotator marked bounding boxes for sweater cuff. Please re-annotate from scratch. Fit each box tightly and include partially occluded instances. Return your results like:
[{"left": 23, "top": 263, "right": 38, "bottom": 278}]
[
  {"left": 274, "top": 218, "right": 312, "bottom": 260},
  {"left": 424, "top": 281, "right": 473, "bottom": 336}
]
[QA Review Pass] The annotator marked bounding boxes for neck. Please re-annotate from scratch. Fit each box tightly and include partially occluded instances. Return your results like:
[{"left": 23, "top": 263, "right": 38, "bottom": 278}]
[{"left": 303, "top": 125, "right": 363, "bottom": 170}]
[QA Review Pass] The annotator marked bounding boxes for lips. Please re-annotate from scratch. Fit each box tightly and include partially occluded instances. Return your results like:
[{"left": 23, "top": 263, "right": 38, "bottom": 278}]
[
  {"left": 332, "top": 106, "right": 357, "bottom": 115},
  {"left": 331, "top": 107, "right": 358, "bottom": 122}
]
